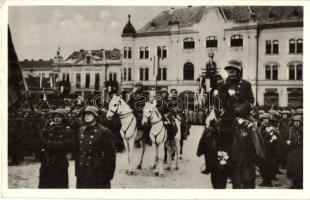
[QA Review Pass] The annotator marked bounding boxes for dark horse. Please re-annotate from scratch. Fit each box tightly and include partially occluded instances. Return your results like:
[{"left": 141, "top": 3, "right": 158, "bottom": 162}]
[{"left": 197, "top": 78, "right": 264, "bottom": 189}]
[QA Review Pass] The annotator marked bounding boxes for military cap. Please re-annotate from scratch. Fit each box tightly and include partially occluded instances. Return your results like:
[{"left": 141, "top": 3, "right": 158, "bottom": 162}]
[
  {"left": 260, "top": 113, "right": 271, "bottom": 120},
  {"left": 292, "top": 115, "right": 302, "bottom": 122},
  {"left": 84, "top": 106, "right": 99, "bottom": 117},
  {"left": 258, "top": 110, "right": 265, "bottom": 114},
  {"left": 135, "top": 81, "right": 143, "bottom": 87},
  {"left": 170, "top": 88, "right": 178, "bottom": 94},
  {"left": 160, "top": 88, "right": 168, "bottom": 93},
  {"left": 224, "top": 60, "right": 242, "bottom": 72},
  {"left": 281, "top": 110, "right": 290, "bottom": 115},
  {"left": 296, "top": 108, "right": 303, "bottom": 115},
  {"left": 50, "top": 108, "right": 68, "bottom": 121}
]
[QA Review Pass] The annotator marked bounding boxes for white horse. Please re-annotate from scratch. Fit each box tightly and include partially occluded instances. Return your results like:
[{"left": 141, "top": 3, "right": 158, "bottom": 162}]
[{"left": 106, "top": 94, "right": 145, "bottom": 175}]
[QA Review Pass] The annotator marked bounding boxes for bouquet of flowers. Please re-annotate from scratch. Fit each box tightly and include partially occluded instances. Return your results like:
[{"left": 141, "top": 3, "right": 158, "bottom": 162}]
[
  {"left": 265, "top": 126, "right": 278, "bottom": 143},
  {"left": 217, "top": 151, "right": 229, "bottom": 165},
  {"left": 236, "top": 118, "right": 255, "bottom": 137}
]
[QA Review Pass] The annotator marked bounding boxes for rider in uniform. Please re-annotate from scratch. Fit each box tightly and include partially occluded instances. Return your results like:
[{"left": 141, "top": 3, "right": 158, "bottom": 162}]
[
  {"left": 127, "top": 82, "right": 150, "bottom": 144},
  {"left": 75, "top": 106, "right": 116, "bottom": 188},
  {"left": 209, "top": 60, "right": 256, "bottom": 189}
]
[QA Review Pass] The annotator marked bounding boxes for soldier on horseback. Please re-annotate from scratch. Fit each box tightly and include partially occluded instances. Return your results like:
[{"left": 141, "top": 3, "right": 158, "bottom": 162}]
[{"left": 127, "top": 82, "right": 150, "bottom": 144}]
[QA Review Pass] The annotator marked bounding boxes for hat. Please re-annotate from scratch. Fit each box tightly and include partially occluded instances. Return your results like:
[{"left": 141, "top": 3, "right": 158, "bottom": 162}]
[
  {"left": 281, "top": 110, "right": 290, "bottom": 115},
  {"left": 160, "top": 88, "right": 168, "bottom": 93},
  {"left": 268, "top": 110, "right": 280, "bottom": 117},
  {"left": 135, "top": 82, "right": 143, "bottom": 87},
  {"left": 258, "top": 110, "right": 265, "bottom": 114},
  {"left": 224, "top": 60, "right": 242, "bottom": 72},
  {"left": 260, "top": 113, "right": 271, "bottom": 120},
  {"left": 296, "top": 108, "right": 303, "bottom": 115},
  {"left": 292, "top": 115, "right": 302, "bottom": 122},
  {"left": 50, "top": 108, "right": 68, "bottom": 121},
  {"left": 84, "top": 106, "right": 99, "bottom": 117},
  {"left": 170, "top": 88, "right": 178, "bottom": 94}
]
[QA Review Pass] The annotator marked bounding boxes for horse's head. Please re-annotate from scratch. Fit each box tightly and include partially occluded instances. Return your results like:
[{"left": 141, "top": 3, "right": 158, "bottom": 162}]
[
  {"left": 142, "top": 101, "right": 157, "bottom": 125},
  {"left": 106, "top": 94, "right": 122, "bottom": 120}
]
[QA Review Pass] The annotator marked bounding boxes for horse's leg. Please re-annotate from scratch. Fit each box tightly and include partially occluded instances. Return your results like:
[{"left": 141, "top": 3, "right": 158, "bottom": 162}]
[
  {"left": 165, "top": 142, "right": 171, "bottom": 171},
  {"left": 128, "top": 137, "right": 135, "bottom": 175},
  {"left": 179, "top": 138, "right": 183, "bottom": 160},
  {"left": 175, "top": 139, "right": 180, "bottom": 170},
  {"left": 122, "top": 137, "right": 130, "bottom": 174},
  {"left": 152, "top": 143, "right": 158, "bottom": 175},
  {"left": 163, "top": 145, "right": 167, "bottom": 164},
  {"left": 158, "top": 142, "right": 165, "bottom": 176},
  {"left": 137, "top": 139, "right": 145, "bottom": 170}
]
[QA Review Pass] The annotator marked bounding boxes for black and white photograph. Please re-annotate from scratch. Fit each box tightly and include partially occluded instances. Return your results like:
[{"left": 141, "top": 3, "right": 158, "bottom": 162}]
[{"left": 2, "top": 0, "right": 309, "bottom": 198}]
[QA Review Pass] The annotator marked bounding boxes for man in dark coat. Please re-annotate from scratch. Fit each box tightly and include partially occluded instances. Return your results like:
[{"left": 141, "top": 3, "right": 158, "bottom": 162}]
[
  {"left": 207, "top": 60, "right": 256, "bottom": 189},
  {"left": 76, "top": 106, "right": 116, "bottom": 189},
  {"left": 127, "top": 82, "right": 150, "bottom": 144},
  {"left": 38, "top": 108, "right": 75, "bottom": 188},
  {"left": 278, "top": 110, "right": 290, "bottom": 170},
  {"left": 286, "top": 115, "right": 303, "bottom": 189}
]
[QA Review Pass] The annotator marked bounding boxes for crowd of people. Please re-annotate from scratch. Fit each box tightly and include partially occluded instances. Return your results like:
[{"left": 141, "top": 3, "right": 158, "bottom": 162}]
[{"left": 8, "top": 59, "right": 303, "bottom": 189}]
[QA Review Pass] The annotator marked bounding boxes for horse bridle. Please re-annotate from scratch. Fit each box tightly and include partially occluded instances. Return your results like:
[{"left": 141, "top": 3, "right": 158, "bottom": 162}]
[{"left": 108, "top": 99, "right": 136, "bottom": 136}]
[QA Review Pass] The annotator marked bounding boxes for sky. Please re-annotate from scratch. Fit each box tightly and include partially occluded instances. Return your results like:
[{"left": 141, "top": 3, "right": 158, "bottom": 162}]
[{"left": 8, "top": 6, "right": 171, "bottom": 60}]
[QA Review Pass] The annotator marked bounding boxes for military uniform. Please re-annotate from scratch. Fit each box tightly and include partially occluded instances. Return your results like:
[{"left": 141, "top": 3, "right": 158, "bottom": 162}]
[
  {"left": 76, "top": 123, "right": 116, "bottom": 188},
  {"left": 277, "top": 111, "right": 290, "bottom": 169},
  {"left": 287, "top": 115, "right": 303, "bottom": 189},
  {"left": 38, "top": 109, "right": 74, "bottom": 188},
  {"left": 208, "top": 60, "right": 256, "bottom": 189}
]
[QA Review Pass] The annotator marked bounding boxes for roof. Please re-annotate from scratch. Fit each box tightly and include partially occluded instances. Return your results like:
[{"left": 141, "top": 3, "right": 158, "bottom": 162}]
[
  {"left": 20, "top": 60, "right": 53, "bottom": 69},
  {"left": 130, "top": 6, "right": 303, "bottom": 36},
  {"left": 122, "top": 15, "right": 136, "bottom": 37},
  {"left": 64, "top": 49, "right": 121, "bottom": 64}
]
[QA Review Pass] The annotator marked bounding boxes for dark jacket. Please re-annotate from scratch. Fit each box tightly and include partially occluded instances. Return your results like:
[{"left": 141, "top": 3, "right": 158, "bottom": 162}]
[
  {"left": 75, "top": 123, "right": 116, "bottom": 188},
  {"left": 38, "top": 123, "right": 75, "bottom": 188}
]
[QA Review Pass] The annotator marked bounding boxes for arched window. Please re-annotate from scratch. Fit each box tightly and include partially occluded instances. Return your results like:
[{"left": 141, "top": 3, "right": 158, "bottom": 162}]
[
  {"left": 230, "top": 35, "right": 243, "bottom": 47},
  {"left": 206, "top": 36, "right": 218, "bottom": 48},
  {"left": 123, "top": 47, "right": 127, "bottom": 59},
  {"left": 183, "top": 37, "right": 195, "bottom": 49},
  {"left": 183, "top": 62, "right": 194, "bottom": 80},
  {"left": 265, "top": 64, "right": 278, "bottom": 80}
]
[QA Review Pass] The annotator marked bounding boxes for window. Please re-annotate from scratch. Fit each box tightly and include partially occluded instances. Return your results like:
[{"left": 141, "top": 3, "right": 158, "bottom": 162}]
[
  {"left": 288, "top": 63, "right": 303, "bottom": 80},
  {"left": 157, "top": 67, "right": 167, "bottom": 81},
  {"left": 289, "top": 39, "right": 303, "bottom": 54},
  {"left": 139, "top": 68, "right": 149, "bottom": 81},
  {"left": 297, "top": 39, "right": 303, "bottom": 53},
  {"left": 123, "top": 68, "right": 127, "bottom": 81},
  {"left": 206, "top": 36, "right": 218, "bottom": 48},
  {"left": 183, "top": 38, "right": 195, "bottom": 49},
  {"left": 85, "top": 73, "right": 90, "bottom": 88},
  {"left": 162, "top": 46, "right": 167, "bottom": 59},
  {"left": 183, "top": 62, "right": 194, "bottom": 80},
  {"left": 266, "top": 40, "right": 279, "bottom": 54},
  {"left": 109, "top": 73, "right": 113, "bottom": 81},
  {"left": 265, "top": 64, "right": 278, "bottom": 80},
  {"left": 128, "top": 47, "right": 132, "bottom": 59},
  {"left": 86, "top": 56, "right": 91, "bottom": 64},
  {"left": 76, "top": 73, "right": 81, "bottom": 89},
  {"left": 95, "top": 73, "right": 100, "bottom": 90},
  {"left": 124, "top": 47, "right": 127, "bottom": 59},
  {"left": 145, "top": 47, "right": 149, "bottom": 59},
  {"left": 230, "top": 35, "right": 243, "bottom": 47},
  {"left": 139, "top": 47, "right": 144, "bottom": 59},
  {"left": 128, "top": 68, "right": 132, "bottom": 81},
  {"left": 287, "top": 88, "right": 303, "bottom": 107},
  {"left": 113, "top": 73, "right": 117, "bottom": 81},
  {"left": 264, "top": 90, "right": 279, "bottom": 106}
]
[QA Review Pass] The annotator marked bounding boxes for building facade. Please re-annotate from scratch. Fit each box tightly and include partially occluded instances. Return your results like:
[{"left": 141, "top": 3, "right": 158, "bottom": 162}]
[
  {"left": 21, "top": 48, "right": 122, "bottom": 97},
  {"left": 121, "top": 6, "right": 303, "bottom": 107}
]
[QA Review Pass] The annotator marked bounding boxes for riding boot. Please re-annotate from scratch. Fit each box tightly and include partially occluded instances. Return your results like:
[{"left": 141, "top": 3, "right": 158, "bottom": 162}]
[{"left": 211, "top": 172, "right": 228, "bottom": 189}]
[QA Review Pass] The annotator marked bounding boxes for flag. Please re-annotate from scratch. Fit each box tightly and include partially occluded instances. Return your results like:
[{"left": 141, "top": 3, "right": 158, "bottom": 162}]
[{"left": 8, "top": 26, "right": 28, "bottom": 107}]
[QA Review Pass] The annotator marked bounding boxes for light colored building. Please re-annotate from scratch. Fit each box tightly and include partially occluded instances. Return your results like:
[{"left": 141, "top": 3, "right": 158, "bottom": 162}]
[
  {"left": 21, "top": 48, "right": 122, "bottom": 96},
  {"left": 121, "top": 6, "right": 303, "bottom": 107}
]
